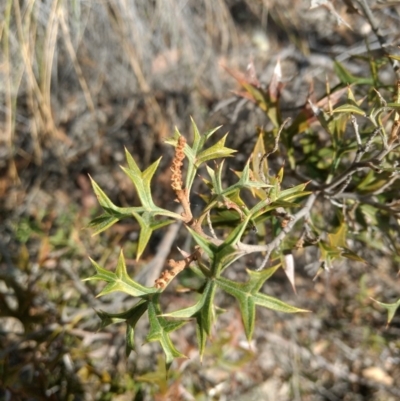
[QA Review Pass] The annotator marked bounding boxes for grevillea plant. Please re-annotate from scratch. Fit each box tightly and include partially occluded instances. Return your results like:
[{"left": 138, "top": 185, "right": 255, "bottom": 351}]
[
  {"left": 85, "top": 118, "right": 310, "bottom": 368},
  {"left": 86, "top": 58, "right": 400, "bottom": 368}
]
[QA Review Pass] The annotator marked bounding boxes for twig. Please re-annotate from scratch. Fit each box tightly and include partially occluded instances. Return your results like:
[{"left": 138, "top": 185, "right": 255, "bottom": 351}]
[
  {"left": 356, "top": 0, "right": 400, "bottom": 79},
  {"left": 255, "top": 193, "right": 318, "bottom": 271},
  {"left": 258, "top": 117, "right": 292, "bottom": 184},
  {"left": 333, "top": 192, "right": 400, "bottom": 216},
  {"left": 322, "top": 128, "right": 400, "bottom": 194}
]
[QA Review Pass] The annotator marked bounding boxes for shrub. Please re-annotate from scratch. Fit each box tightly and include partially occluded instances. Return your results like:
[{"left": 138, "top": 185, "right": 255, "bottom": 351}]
[{"left": 86, "top": 57, "right": 400, "bottom": 369}]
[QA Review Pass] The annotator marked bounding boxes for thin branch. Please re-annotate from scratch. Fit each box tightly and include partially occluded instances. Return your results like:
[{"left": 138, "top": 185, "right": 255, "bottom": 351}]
[
  {"left": 356, "top": 0, "right": 400, "bottom": 79},
  {"left": 333, "top": 192, "right": 400, "bottom": 216},
  {"left": 322, "top": 130, "right": 400, "bottom": 194},
  {"left": 259, "top": 117, "right": 291, "bottom": 184},
  {"left": 253, "top": 193, "right": 318, "bottom": 270}
]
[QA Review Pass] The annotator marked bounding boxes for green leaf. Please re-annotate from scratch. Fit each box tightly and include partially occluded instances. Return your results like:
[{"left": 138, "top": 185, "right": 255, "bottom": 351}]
[
  {"left": 87, "top": 214, "right": 119, "bottom": 235},
  {"left": 125, "top": 301, "right": 149, "bottom": 357},
  {"left": 164, "top": 280, "right": 217, "bottom": 360},
  {"left": 252, "top": 292, "right": 309, "bottom": 313},
  {"left": 278, "top": 183, "right": 311, "bottom": 202},
  {"left": 121, "top": 150, "right": 161, "bottom": 210},
  {"left": 95, "top": 300, "right": 148, "bottom": 329},
  {"left": 146, "top": 297, "right": 187, "bottom": 369},
  {"left": 252, "top": 200, "right": 298, "bottom": 222},
  {"left": 165, "top": 119, "right": 235, "bottom": 193},
  {"left": 242, "top": 83, "right": 269, "bottom": 113},
  {"left": 84, "top": 251, "right": 157, "bottom": 297},
  {"left": 132, "top": 211, "right": 175, "bottom": 260},
  {"left": 341, "top": 248, "right": 366, "bottom": 263},
  {"left": 328, "top": 221, "right": 347, "bottom": 248},
  {"left": 334, "top": 61, "right": 374, "bottom": 85},
  {"left": 371, "top": 298, "right": 400, "bottom": 326},
  {"left": 126, "top": 325, "right": 135, "bottom": 357},
  {"left": 332, "top": 104, "right": 366, "bottom": 116},
  {"left": 197, "top": 134, "right": 237, "bottom": 164},
  {"left": 190, "top": 117, "right": 222, "bottom": 156},
  {"left": 386, "top": 102, "right": 400, "bottom": 110},
  {"left": 94, "top": 301, "right": 148, "bottom": 357},
  {"left": 89, "top": 176, "right": 120, "bottom": 213},
  {"left": 211, "top": 199, "right": 271, "bottom": 275},
  {"left": 231, "top": 161, "right": 272, "bottom": 195},
  {"left": 216, "top": 266, "right": 308, "bottom": 340},
  {"left": 318, "top": 240, "right": 342, "bottom": 268},
  {"left": 186, "top": 226, "right": 218, "bottom": 259}
]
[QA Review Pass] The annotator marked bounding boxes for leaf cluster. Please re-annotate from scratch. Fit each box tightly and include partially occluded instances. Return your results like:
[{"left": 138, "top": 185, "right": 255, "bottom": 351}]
[
  {"left": 86, "top": 55, "right": 400, "bottom": 368},
  {"left": 86, "top": 119, "right": 309, "bottom": 369}
]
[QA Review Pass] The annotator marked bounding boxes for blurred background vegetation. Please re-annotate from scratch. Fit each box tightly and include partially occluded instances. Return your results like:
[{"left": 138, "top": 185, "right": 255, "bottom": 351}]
[{"left": 1, "top": 0, "right": 400, "bottom": 400}]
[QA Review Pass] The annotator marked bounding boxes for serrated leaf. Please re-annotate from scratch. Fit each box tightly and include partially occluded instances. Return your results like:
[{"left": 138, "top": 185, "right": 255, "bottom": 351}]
[
  {"left": 231, "top": 161, "right": 272, "bottom": 194},
  {"left": 85, "top": 251, "right": 157, "bottom": 297},
  {"left": 371, "top": 298, "right": 400, "bottom": 326},
  {"left": 121, "top": 150, "right": 161, "bottom": 209},
  {"left": 94, "top": 301, "right": 149, "bottom": 359},
  {"left": 89, "top": 176, "right": 120, "bottom": 213},
  {"left": 212, "top": 199, "right": 271, "bottom": 274},
  {"left": 216, "top": 265, "right": 306, "bottom": 340},
  {"left": 318, "top": 240, "right": 342, "bottom": 267},
  {"left": 146, "top": 298, "right": 187, "bottom": 369},
  {"left": 164, "top": 280, "right": 217, "bottom": 360},
  {"left": 197, "top": 134, "right": 237, "bottom": 164},
  {"left": 132, "top": 211, "right": 174, "bottom": 260},
  {"left": 186, "top": 226, "right": 217, "bottom": 259},
  {"left": 190, "top": 117, "right": 222, "bottom": 155},
  {"left": 95, "top": 299, "right": 148, "bottom": 329},
  {"left": 328, "top": 221, "right": 347, "bottom": 248},
  {"left": 166, "top": 119, "right": 224, "bottom": 193},
  {"left": 252, "top": 292, "right": 309, "bottom": 313}
]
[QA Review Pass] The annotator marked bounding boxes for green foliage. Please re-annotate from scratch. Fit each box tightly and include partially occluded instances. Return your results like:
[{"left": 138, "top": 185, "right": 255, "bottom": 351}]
[
  {"left": 87, "top": 119, "right": 308, "bottom": 369},
  {"left": 87, "top": 58, "right": 400, "bottom": 371}
]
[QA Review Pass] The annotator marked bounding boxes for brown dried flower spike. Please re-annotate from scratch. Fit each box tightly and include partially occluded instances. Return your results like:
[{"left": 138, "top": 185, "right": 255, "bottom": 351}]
[
  {"left": 171, "top": 136, "right": 186, "bottom": 191},
  {"left": 154, "top": 248, "right": 200, "bottom": 289}
]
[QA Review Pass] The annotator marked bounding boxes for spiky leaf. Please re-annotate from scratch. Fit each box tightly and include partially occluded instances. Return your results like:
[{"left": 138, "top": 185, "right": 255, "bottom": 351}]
[
  {"left": 121, "top": 150, "right": 161, "bottom": 210},
  {"left": 371, "top": 298, "right": 400, "bottom": 326},
  {"left": 132, "top": 211, "right": 174, "bottom": 260},
  {"left": 164, "top": 280, "right": 217, "bottom": 360},
  {"left": 84, "top": 251, "right": 157, "bottom": 297},
  {"left": 216, "top": 265, "right": 307, "bottom": 340},
  {"left": 146, "top": 297, "right": 187, "bottom": 369}
]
